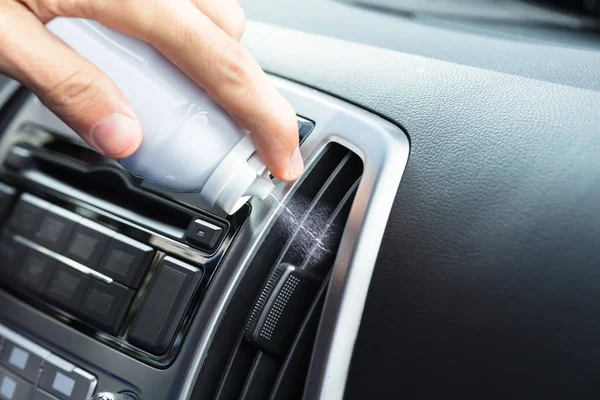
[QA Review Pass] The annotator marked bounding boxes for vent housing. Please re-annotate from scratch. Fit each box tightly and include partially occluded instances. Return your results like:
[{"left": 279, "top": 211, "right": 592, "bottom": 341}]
[{"left": 211, "top": 143, "right": 362, "bottom": 400}]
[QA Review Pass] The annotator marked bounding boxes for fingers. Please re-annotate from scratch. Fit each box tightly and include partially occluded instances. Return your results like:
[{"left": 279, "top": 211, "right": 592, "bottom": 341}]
[
  {"left": 146, "top": 3, "right": 303, "bottom": 180},
  {"left": 11, "top": 0, "right": 302, "bottom": 180},
  {"left": 0, "top": 0, "right": 142, "bottom": 158}
]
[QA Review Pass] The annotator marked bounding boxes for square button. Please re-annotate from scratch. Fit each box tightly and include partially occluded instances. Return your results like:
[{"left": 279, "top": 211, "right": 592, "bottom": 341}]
[
  {"left": 128, "top": 257, "right": 203, "bottom": 353},
  {"left": 185, "top": 218, "right": 224, "bottom": 250},
  {"left": 6, "top": 198, "right": 46, "bottom": 238},
  {"left": 38, "top": 357, "right": 96, "bottom": 400},
  {"left": 0, "top": 235, "right": 25, "bottom": 282},
  {"left": 79, "top": 280, "right": 134, "bottom": 334},
  {"left": 15, "top": 251, "right": 56, "bottom": 294},
  {"left": 96, "top": 234, "right": 154, "bottom": 289},
  {"left": 0, "top": 342, "right": 44, "bottom": 383},
  {"left": 34, "top": 208, "right": 79, "bottom": 253},
  {"left": 0, "top": 376, "right": 15, "bottom": 400},
  {"left": 0, "top": 369, "right": 32, "bottom": 400},
  {"left": 64, "top": 221, "right": 113, "bottom": 268},
  {"left": 52, "top": 373, "right": 74, "bottom": 397},
  {"left": 43, "top": 266, "right": 90, "bottom": 313}
]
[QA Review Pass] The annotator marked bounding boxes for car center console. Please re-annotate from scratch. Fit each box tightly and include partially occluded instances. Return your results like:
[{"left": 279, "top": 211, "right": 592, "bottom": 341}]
[
  {"left": 0, "top": 86, "right": 257, "bottom": 399},
  {"left": 0, "top": 76, "right": 409, "bottom": 400}
]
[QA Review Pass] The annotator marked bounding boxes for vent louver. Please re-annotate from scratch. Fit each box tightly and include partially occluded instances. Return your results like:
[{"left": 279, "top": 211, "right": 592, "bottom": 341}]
[{"left": 213, "top": 143, "right": 363, "bottom": 400}]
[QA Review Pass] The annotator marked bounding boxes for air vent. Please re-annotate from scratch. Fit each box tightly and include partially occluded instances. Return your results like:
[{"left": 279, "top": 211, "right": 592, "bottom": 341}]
[{"left": 213, "top": 143, "right": 362, "bottom": 400}]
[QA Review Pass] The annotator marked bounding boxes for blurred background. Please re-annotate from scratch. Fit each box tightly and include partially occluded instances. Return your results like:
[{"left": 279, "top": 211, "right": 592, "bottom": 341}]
[{"left": 240, "top": 0, "right": 600, "bottom": 51}]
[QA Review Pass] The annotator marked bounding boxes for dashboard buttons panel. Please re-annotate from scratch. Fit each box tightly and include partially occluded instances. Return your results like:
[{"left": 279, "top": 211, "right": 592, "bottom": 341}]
[
  {"left": 96, "top": 234, "right": 153, "bottom": 289},
  {"left": 15, "top": 252, "right": 56, "bottom": 295},
  {"left": 34, "top": 208, "right": 79, "bottom": 253},
  {"left": 0, "top": 340, "right": 44, "bottom": 383},
  {"left": 79, "top": 280, "right": 134, "bottom": 334},
  {"left": 64, "top": 220, "right": 114, "bottom": 269},
  {"left": 38, "top": 356, "right": 95, "bottom": 400},
  {"left": 7, "top": 197, "right": 45, "bottom": 238},
  {"left": 44, "top": 266, "right": 90, "bottom": 314},
  {"left": 128, "top": 257, "right": 203, "bottom": 354},
  {"left": 0, "top": 325, "right": 96, "bottom": 400},
  {"left": 0, "top": 235, "right": 24, "bottom": 282},
  {"left": 0, "top": 369, "right": 32, "bottom": 400},
  {"left": 0, "top": 189, "right": 210, "bottom": 360}
]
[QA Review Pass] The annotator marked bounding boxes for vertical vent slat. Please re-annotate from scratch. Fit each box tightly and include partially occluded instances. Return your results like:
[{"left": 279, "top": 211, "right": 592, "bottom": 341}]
[
  {"left": 268, "top": 272, "right": 332, "bottom": 400},
  {"left": 213, "top": 339, "right": 257, "bottom": 400},
  {"left": 239, "top": 352, "right": 280, "bottom": 400}
]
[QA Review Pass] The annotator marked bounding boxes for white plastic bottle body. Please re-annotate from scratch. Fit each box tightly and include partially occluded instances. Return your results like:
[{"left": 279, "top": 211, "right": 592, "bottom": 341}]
[{"left": 46, "top": 18, "right": 274, "bottom": 213}]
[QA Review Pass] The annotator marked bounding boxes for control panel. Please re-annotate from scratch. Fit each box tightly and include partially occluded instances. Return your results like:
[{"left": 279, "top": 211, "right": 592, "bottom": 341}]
[
  {"left": 0, "top": 323, "right": 96, "bottom": 400},
  {"left": 0, "top": 172, "right": 246, "bottom": 366}
]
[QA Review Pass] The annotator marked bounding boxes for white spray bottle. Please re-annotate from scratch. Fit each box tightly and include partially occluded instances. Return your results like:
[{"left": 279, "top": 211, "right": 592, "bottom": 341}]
[{"left": 45, "top": 18, "right": 275, "bottom": 214}]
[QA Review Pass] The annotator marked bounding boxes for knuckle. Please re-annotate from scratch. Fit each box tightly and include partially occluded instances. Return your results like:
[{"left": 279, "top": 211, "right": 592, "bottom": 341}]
[
  {"left": 219, "top": 41, "right": 254, "bottom": 91},
  {"left": 23, "top": 0, "right": 104, "bottom": 20},
  {"left": 34, "top": 0, "right": 78, "bottom": 17},
  {"left": 41, "top": 69, "right": 100, "bottom": 116}
]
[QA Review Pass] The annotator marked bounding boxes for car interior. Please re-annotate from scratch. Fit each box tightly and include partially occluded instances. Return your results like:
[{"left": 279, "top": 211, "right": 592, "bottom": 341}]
[{"left": 0, "top": 0, "right": 599, "bottom": 399}]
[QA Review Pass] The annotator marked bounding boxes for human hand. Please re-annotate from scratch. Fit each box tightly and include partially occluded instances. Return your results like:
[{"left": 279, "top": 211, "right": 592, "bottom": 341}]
[{"left": 0, "top": 0, "right": 303, "bottom": 180}]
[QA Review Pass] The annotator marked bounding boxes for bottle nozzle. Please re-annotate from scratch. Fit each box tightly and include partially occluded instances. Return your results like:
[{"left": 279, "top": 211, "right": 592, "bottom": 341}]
[
  {"left": 244, "top": 173, "right": 275, "bottom": 199},
  {"left": 200, "top": 134, "right": 275, "bottom": 214}
]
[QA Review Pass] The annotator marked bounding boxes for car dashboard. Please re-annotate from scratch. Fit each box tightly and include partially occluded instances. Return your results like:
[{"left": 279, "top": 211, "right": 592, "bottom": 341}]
[{"left": 1, "top": 0, "right": 600, "bottom": 399}]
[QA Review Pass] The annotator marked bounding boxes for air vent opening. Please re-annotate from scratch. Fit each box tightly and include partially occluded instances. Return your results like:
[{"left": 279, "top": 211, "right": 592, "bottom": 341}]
[{"left": 212, "top": 142, "right": 362, "bottom": 400}]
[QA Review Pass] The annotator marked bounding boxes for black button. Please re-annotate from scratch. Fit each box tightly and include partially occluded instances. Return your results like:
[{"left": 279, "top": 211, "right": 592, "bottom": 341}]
[
  {"left": 128, "top": 257, "right": 202, "bottom": 354},
  {"left": 185, "top": 218, "right": 224, "bottom": 250},
  {"left": 96, "top": 234, "right": 153, "bottom": 289},
  {"left": 38, "top": 356, "right": 96, "bottom": 400},
  {"left": 43, "top": 266, "right": 90, "bottom": 313},
  {"left": 34, "top": 208, "right": 79, "bottom": 253},
  {"left": 0, "top": 341, "right": 44, "bottom": 384},
  {"left": 297, "top": 117, "right": 315, "bottom": 143},
  {"left": 0, "top": 235, "right": 25, "bottom": 282},
  {"left": 6, "top": 197, "right": 46, "bottom": 238},
  {"left": 15, "top": 251, "right": 56, "bottom": 295},
  {"left": 79, "top": 280, "right": 134, "bottom": 334},
  {"left": 0, "top": 183, "right": 16, "bottom": 222},
  {"left": 32, "top": 390, "right": 58, "bottom": 400},
  {"left": 64, "top": 220, "right": 113, "bottom": 268},
  {"left": 0, "top": 368, "right": 33, "bottom": 400}
]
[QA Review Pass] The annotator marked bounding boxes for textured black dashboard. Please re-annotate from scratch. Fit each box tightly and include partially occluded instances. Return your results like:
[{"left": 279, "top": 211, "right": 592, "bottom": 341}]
[{"left": 241, "top": 14, "right": 600, "bottom": 399}]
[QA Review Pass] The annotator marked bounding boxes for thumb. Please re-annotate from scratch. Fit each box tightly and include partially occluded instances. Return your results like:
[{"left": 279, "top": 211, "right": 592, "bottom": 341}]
[{"left": 1, "top": 3, "right": 141, "bottom": 158}]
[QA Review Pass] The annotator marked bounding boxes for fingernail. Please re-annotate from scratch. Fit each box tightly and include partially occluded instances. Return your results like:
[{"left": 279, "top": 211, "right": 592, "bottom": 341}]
[
  {"left": 90, "top": 113, "right": 141, "bottom": 157},
  {"left": 289, "top": 147, "right": 304, "bottom": 179}
]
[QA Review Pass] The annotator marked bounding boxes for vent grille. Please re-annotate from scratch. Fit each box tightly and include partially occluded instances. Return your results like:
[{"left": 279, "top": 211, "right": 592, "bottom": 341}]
[{"left": 213, "top": 143, "right": 362, "bottom": 400}]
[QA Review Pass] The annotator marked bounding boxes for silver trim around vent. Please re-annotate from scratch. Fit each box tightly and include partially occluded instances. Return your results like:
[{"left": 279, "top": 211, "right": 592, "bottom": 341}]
[
  {"left": 0, "top": 73, "right": 409, "bottom": 400},
  {"left": 179, "top": 75, "right": 410, "bottom": 400}
]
